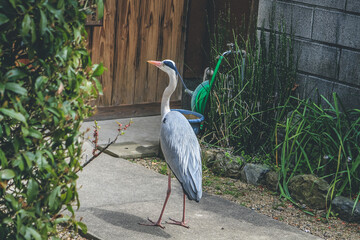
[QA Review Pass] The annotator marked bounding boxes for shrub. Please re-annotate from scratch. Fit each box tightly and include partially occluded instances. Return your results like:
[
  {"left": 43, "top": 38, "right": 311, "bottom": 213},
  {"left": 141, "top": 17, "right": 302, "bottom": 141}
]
[{"left": 0, "top": 0, "right": 103, "bottom": 238}]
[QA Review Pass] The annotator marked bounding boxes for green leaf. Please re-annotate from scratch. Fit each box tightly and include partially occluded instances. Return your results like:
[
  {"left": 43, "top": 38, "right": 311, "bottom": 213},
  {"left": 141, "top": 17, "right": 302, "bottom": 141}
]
[
  {"left": 31, "top": 18, "right": 36, "bottom": 43},
  {"left": 0, "top": 14, "right": 9, "bottom": 26},
  {"left": 5, "top": 82, "right": 27, "bottom": 95},
  {"left": 2, "top": 217, "right": 12, "bottom": 224},
  {"left": 5, "top": 194, "right": 18, "bottom": 209},
  {"left": 27, "top": 179, "right": 39, "bottom": 203},
  {"left": 54, "top": 217, "right": 70, "bottom": 225},
  {"left": 25, "top": 227, "right": 42, "bottom": 240},
  {"left": 13, "top": 155, "right": 24, "bottom": 171},
  {"left": 35, "top": 76, "right": 48, "bottom": 90},
  {"left": 28, "top": 128, "right": 42, "bottom": 139},
  {"left": 0, "top": 169, "right": 15, "bottom": 180},
  {"left": 93, "top": 77, "right": 103, "bottom": 95},
  {"left": 96, "top": 0, "right": 104, "bottom": 19},
  {"left": 76, "top": 221, "right": 87, "bottom": 234},
  {"left": 47, "top": 107, "right": 60, "bottom": 118},
  {"left": 39, "top": 10, "right": 47, "bottom": 35},
  {"left": 5, "top": 68, "right": 27, "bottom": 81},
  {"left": 0, "top": 108, "right": 26, "bottom": 123},
  {"left": 48, "top": 186, "right": 61, "bottom": 211},
  {"left": 9, "top": 0, "right": 16, "bottom": 8},
  {"left": 0, "top": 82, "right": 4, "bottom": 96},
  {"left": 92, "top": 63, "right": 105, "bottom": 77},
  {"left": 0, "top": 149, "right": 7, "bottom": 168},
  {"left": 21, "top": 14, "right": 31, "bottom": 37}
]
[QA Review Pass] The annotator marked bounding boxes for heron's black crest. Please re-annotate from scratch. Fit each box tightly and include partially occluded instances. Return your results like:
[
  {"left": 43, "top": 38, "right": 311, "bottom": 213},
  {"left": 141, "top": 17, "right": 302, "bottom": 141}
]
[
  {"left": 163, "top": 60, "right": 177, "bottom": 72},
  {"left": 163, "top": 117, "right": 167, "bottom": 123}
]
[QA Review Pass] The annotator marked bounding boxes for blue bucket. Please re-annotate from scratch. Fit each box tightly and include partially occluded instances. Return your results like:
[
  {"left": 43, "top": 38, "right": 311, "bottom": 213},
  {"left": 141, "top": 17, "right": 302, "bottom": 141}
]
[{"left": 171, "top": 109, "right": 204, "bottom": 135}]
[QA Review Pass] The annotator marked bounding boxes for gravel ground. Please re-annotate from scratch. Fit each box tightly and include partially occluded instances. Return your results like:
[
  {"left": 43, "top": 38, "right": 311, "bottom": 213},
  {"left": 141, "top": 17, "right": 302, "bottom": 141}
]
[{"left": 129, "top": 157, "right": 360, "bottom": 240}]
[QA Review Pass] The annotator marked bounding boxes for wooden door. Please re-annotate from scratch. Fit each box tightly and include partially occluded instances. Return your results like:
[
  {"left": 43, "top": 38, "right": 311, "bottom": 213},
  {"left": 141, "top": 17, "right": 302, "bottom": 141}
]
[{"left": 87, "top": 0, "right": 187, "bottom": 107}]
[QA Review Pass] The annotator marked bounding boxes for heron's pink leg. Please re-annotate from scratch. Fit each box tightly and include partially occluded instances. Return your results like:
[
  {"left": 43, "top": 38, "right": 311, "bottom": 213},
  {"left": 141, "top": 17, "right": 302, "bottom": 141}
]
[
  {"left": 139, "top": 170, "right": 172, "bottom": 228},
  {"left": 166, "top": 193, "right": 189, "bottom": 228}
]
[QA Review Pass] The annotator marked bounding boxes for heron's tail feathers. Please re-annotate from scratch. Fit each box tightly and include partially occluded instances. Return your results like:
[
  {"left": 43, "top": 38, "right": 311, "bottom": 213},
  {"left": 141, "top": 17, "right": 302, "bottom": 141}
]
[{"left": 182, "top": 168, "right": 202, "bottom": 202}]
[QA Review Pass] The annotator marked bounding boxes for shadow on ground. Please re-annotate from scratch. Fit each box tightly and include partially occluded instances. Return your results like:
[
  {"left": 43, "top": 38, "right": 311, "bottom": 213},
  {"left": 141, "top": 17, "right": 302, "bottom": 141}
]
[{"left": 85, "top": 207, "right": 172, "bottom": 239}]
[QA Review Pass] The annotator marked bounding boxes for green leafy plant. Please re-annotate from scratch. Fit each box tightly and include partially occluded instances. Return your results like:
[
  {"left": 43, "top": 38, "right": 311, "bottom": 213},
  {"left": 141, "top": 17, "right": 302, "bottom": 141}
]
[
  {"left": 276, "top": 94, "right": 360, "bottom": 214},
  {"left": 0, "top": 0, "right": 103, "bottom": 238},
  {"left": 205, "top": 14, "right": 297, "bottom": 156}
]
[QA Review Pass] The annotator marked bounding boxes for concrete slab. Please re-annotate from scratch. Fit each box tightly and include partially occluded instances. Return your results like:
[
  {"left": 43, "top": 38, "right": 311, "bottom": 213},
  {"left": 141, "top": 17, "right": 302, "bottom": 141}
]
[
  {"left": 81, "top": 115, "right": 161, "bottom": 160},
  {"left": 98, "top": 141, "right": 159, "bottom": 159},
  {"left": 81, "top": 115, "right": 161, "bottom": 146},
  {"left": 76, "top": 144, "right": 321, "bottom": 240}
]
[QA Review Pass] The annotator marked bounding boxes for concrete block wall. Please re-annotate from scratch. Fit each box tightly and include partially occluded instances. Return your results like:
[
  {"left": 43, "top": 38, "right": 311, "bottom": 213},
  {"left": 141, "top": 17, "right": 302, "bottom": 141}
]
[{"left": 257, "top": 0, "right": 360, "bottom": 109}]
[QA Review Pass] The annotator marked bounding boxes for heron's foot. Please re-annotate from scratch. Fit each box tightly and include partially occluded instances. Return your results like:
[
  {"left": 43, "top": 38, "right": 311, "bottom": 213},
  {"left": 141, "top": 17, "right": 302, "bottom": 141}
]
[
  {"left": 139, "top": 217, "right": 165, "bottom": 229},
  {"left": 166, "top": 218, "right": 189, "bottom": 228}
]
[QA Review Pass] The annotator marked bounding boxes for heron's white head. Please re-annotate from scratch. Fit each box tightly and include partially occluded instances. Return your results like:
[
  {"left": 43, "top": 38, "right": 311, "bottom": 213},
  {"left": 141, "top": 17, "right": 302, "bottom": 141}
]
[{"left": 147, "top": 59, "right": 178, "bottom": 76}]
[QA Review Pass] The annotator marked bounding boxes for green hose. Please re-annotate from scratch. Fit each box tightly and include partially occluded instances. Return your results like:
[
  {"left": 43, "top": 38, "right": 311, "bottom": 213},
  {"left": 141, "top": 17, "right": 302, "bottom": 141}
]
[{"left": 192, "top": 55, "right": 224, "bottom": 114}]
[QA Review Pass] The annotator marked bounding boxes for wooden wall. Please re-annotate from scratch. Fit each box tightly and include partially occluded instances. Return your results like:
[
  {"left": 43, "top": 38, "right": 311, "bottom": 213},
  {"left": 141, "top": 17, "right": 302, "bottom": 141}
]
[
  {"left": 183, "top": 0, "right": 259, "bottom": 79},
  {"left": 87, "top": 0, "right": 188, "bottom": 107}
]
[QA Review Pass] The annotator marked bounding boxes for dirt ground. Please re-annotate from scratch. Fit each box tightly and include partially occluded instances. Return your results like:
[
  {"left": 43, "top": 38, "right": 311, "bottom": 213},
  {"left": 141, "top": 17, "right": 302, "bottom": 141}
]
[{"left": 129, "top": 157, "right": 360, "bottom": 240}]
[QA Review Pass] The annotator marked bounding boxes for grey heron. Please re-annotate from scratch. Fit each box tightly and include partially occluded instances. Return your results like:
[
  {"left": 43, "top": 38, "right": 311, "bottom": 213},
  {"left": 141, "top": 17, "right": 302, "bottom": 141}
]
[{"left": 140, "top": 59, "right": 202, "bottom": 228}]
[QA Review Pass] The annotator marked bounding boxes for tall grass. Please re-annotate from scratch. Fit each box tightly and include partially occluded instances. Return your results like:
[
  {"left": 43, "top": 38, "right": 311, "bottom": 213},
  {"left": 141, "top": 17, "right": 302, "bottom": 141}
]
[
  {"left": 204, "top": 20, "right": 297, "bottom": 155},
  {"left": 277, "top": 94, "right": 360, "bottom": 207}
]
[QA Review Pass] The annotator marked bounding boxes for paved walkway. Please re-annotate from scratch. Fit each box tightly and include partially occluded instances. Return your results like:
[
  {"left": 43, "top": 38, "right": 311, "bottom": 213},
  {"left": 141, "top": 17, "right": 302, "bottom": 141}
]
[{"left": 77, "top": 116, "right": 322, "bottom": 240}]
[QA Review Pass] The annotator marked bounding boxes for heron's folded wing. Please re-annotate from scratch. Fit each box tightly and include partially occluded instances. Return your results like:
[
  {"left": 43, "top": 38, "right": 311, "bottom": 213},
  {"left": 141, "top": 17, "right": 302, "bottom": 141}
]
[{"left": 160, "top": 111, "right": 202, "bottom": 201}]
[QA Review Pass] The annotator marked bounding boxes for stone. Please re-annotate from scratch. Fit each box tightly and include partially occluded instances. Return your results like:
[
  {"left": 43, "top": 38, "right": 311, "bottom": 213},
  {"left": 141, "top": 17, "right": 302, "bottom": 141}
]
[
  {"left": 240, "top": 163, "right": 270, "bottom": 185},
  {"left": 202, "top": 149, "right": 243, "bottom": 179},
  {"left": 332, "top": 196, "right": 360, "bottom": 223},
  {"left": 288, "top": 174, "right": 329, "bottom": 209},
  {"left": 262, "top": 171, "right": 279, "bottom": 191}
]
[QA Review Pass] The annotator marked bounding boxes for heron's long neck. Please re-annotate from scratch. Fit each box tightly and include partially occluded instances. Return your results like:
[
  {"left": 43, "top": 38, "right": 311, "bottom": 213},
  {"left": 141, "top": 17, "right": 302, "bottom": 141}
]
[{"left": 161, "top": 71, "right": 177, "bottom": 119}]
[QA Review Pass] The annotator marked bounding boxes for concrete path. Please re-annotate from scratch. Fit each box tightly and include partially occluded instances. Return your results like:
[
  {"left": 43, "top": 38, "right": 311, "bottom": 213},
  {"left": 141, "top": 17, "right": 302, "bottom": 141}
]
[{"left": 77, "top": 116, "right": 322, "bottom": 240}]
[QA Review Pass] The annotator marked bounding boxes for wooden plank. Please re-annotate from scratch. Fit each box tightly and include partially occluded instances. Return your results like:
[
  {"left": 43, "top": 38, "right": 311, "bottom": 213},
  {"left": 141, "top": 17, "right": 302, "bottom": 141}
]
[
  {"left": 85, "top": 101, "right": 182, "bottom": 121},
  {"left": 156, "top": 0, "right": 187, "bottom": 102},
  {"left": 133, "top": 0, "right": 161, "bottom": 104},
  {"left": 90, "top": 0, "right": 117, "bottom": 106},
  {"left": 112, "top": 0, "right": 141, "bottom": 105}
]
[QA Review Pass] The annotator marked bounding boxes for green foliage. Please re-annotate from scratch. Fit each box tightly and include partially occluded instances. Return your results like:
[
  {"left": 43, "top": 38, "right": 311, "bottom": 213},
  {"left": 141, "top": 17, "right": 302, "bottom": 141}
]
[
  {"left": 276, "top": 94, "right": 360, "bottom": 208},
  {"left": 0, "top": 0, "right": 103, "bottom": 238},
  {"left": 205, "top": 17, "right": 297, "bottom": 155}
]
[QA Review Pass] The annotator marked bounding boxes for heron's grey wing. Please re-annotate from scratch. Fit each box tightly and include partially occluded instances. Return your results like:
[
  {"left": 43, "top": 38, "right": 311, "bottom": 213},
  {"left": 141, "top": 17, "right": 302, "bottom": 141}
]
[{"left": 160, "top": 111, "right": 202, "bottom": 202}]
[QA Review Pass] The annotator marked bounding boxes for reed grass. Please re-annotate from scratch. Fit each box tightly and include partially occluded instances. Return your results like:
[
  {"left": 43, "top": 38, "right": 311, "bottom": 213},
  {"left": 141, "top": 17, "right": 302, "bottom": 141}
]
[
  {"left": 276, "top": 94, "right": 360, "bottom": 213},
  {"left": 204, "top": 18, "right": 297, "bottom": 155}
]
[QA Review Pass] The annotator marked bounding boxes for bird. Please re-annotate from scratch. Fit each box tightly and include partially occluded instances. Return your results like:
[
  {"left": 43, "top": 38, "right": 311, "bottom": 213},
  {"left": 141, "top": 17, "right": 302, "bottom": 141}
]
[{"left": 140, "top": 59, "right": 202, "bottom": 228}]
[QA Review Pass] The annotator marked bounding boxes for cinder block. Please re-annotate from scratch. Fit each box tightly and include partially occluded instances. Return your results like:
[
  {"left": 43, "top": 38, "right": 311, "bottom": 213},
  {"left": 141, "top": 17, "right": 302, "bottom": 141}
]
[
  {"left": 346, "top": 0, "right": 360, "bottom": 14},
  {"left": 294, "top": 73, "right": 309, "bottom": 99},
  {"left": 298, "top": 76, "right": 360, "bottom": 109},
  {"left": 338, "top": 14, "right": 360, "bottom": 49},
  {"left": 312, "top": 9, "right": 341, "bottom": 44},
  {"left": 257, "top": 0, "right": 274, "bottom": 28},
  {"left": 292, "top": 0, "right": 346, "bottom": 10},
  {"left": 339, "top": 49, "right": 360, "bottom": 86},
  {"left": 257, "top": 0, "right": 313, "bottom": 39},
  {"left": 295, "top": 40, "right": 339, "bottom": 79}
]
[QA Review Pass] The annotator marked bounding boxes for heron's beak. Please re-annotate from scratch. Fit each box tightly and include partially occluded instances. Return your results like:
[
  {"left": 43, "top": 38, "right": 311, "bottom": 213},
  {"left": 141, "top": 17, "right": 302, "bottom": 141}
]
[{"left": 147, "top": 60, "right": 162, "bottom": 68}]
